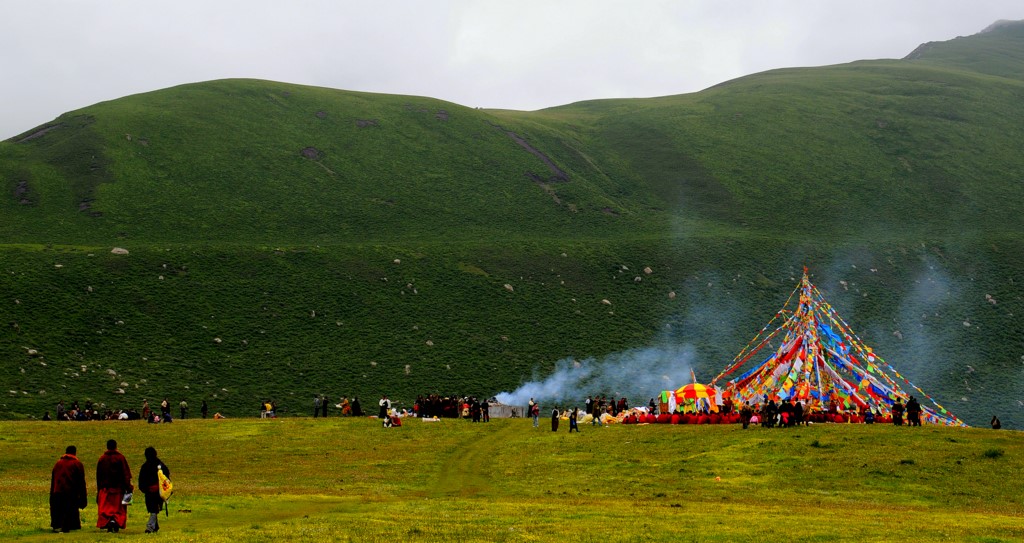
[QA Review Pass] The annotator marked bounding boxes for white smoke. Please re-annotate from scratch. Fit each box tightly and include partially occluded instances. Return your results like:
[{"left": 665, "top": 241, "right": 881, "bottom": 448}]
[{"left": 495, "top": 344, "right": 696, "bottom": 407}]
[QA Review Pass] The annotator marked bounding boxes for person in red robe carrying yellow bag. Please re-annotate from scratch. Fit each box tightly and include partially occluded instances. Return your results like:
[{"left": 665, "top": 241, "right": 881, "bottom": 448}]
[{"left": 96, "top": 439, "right": 133, "bottom": 533}]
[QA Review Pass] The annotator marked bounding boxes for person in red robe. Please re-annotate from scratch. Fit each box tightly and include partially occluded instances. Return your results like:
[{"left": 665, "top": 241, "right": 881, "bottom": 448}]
[
  {"left": 96, "top": 439, "right": 133, "bottom": 533},
  {"left": 50, "top": 445, "right": 87, "bottom": 532}
]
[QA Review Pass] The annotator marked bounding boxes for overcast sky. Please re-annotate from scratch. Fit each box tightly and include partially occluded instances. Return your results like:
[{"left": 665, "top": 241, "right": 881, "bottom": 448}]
[{"left": 2, "top": 1, "right": 1022, "bottom": 139}]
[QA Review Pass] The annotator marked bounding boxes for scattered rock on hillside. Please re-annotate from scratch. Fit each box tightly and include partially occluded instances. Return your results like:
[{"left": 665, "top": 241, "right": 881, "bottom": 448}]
[
  {"left": 436, "top": 110, "right": 449, "bottom": 121},
  {"left": 668, "top": 291, "right": 676, "bottom": 299},
  {"left": 356, "top": 119, "right": 379, "bottom": 128},
  {"left": 111, "top": 247, "right": 129, "bottom": 255},
  {"left": 300, "top": 147, "right": 322, "bottom": 160},
  {"left": 315, "top": 110, "right": 327, "bottom": 119},
  {"left": 643, "top": 267, "right": 653, "bottom": 275},
  {"left": 504, "top": 284, "right": 514, "bottom": 292},
  {"left": 601, "top": 299, "right": 612, "bottom": 305}
]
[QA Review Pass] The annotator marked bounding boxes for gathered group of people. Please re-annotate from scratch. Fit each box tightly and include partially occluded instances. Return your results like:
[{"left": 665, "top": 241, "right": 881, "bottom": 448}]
[
  {"left": 411, "top": 394, "right": 491, "bottom": 421},
  {"left": 49, "top": 439, "right": 171, "bottom": 534},
  {"left": 49, "top": 398, "right": 210, "bottom": 423},
  {"left": 311, "top": 394, "right": 364, "bottom": 418},
  {"left": 519, "top": 393, "right": 945, "bottom": 430}
]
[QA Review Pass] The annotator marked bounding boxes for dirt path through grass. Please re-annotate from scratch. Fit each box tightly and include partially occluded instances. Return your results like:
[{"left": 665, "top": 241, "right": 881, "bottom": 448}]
[{"left": 432, "top": 421, "right": 516, "bottom": 497}]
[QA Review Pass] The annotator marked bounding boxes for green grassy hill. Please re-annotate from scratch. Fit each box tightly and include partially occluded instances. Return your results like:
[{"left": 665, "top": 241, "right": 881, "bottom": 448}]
[
  {"left": 2, "top": 419, "right": 1022, "bottom": 541},
  {"left": 2, "top": 22, "right": 1023, "bottom": 427}
]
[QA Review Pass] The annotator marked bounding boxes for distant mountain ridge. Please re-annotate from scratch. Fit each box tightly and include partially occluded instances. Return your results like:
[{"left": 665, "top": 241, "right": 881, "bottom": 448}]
[{"left": 1, "top": 22, "right": 1022, "bottom": 427}]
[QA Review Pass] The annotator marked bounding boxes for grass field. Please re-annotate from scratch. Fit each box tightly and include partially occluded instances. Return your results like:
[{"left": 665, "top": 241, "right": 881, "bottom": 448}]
[{"left": 0, "top": 417, "right": 1021, "bottom": 542}]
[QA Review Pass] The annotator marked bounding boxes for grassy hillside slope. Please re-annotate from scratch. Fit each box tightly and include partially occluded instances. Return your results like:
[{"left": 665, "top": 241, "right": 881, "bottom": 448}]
[
  {"left": 1, "top": 420, "right": 1022, "bottom": 541},
  {"left": 1, "top": 22, "right": 1023, "bottom": 427}
]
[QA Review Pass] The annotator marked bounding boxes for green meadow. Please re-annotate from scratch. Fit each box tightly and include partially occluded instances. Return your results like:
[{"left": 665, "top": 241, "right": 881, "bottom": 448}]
[{"left": 1, "top": 418, "right": 1021, "bottom": 542}]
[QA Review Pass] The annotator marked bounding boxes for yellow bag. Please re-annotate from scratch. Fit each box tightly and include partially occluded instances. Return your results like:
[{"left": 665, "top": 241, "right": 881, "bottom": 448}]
[{"left": 157, "top": 465, "right": 173, "bottom": 501}]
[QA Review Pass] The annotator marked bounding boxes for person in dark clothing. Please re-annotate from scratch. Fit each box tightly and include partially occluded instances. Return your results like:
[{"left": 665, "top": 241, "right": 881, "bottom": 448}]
[
  {"left": 352, "top": 397, "right": 363, "bottom": 417},
  {"left": 321, "top": 394, "right": 329, "bottom": 418},
  {"left": 764, "top": 400, "right": 777, "bottom": 428},
  {"left": 96, "top": 439, "right": 133, "bottom": 533},
  {"left": 740, "top": 403, "right": 753, "bottom": 429},
  {"left": 892, "top": 399, "right": 905, "bottom": 426},
  {"left": 906, "top": 396, "right": 921, "bottom": 426},
  {"left": 50, "top": 445, "right": 87, "bottom": 532},
  {"left": 569, "top": 407, "right": 579, "bottom": 432},
  {"left": 138, "top": 447, "right": 170, "bottom": 533},
  {"left": 201, "top": 400, "right": 208, "bottom": 419},
  {"left": 991, "top": 415, "right": 1001, "bottom": 429},
  {"left": 551, "top": 407, "right": 560, "bottom": 431}
]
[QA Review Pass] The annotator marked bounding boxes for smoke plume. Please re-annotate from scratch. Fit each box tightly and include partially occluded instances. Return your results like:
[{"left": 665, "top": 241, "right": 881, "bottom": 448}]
[{"left": 495, "top": 344, "right": 695, "bottom": 407}]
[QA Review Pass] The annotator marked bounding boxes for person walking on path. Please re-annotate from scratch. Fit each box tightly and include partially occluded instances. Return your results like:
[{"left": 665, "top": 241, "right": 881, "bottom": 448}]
[
  {"left": 138, "top": 447, "right": 170, "bottom": 534},
  {"left": 95, "top": 439, "right": 133, "bottom": 533},
  {"left": 50, "top": 445, "right": 87, "bottom": 533}
]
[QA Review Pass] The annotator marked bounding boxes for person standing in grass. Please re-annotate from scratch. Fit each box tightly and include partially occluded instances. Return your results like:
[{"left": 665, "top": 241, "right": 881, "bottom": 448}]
[
  {"left": 321, "top": 394, "right": 329, "bottom": 418},
  {"left": 906, "top": 396, "right": 921, "bottom": 427},
  {"left": 551, "top": 407, "right": 560, "bottom": 431},
  {"left": 50, "top": 445, "right": 87, "bottom": 533},
  {"left": 569, "top": 408, "right": 579, "bottom": 433},
  {"left": 352, "top": 397, "right": 363, "bottom": 417},
  {"left": 96, "top": 439, "right": 133, "bottom": 533},
  {"left": 179, "top": 399, "right": 188, "bottom": 420},
  {"left": 529, "top": 399, "right": 539, "bottom": 427},
  {"left": 892, "top": 398, "right": 904, "bottom": 426},
  {"left": 201, "top": 400, "right": 208, "bottom": 419},
  {"left": 138, "top": 447, "right": 169, "bottom": 534},
  {"left": 314, "top": 395, "right": 322, "bottom": 418}
]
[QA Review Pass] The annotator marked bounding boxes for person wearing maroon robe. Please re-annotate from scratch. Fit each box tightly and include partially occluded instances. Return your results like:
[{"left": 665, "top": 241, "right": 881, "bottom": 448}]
[
  {"left": 50, "top": 445, "right": 87, "bottom": 532},
  {"left": 96, "top": 439, "right": 133, "bottom": 532}
]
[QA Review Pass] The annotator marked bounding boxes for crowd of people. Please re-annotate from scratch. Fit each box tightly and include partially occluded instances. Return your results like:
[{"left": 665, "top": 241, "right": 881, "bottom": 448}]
[
  {"left": 411, "top": 394, "right": 491, "bottom": 421},
  {"left": 49, "top": 439, "right": 170, "bottom": 534},
  {"left": 47, "top": 398, "right": 210, "bottom": 423}
]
